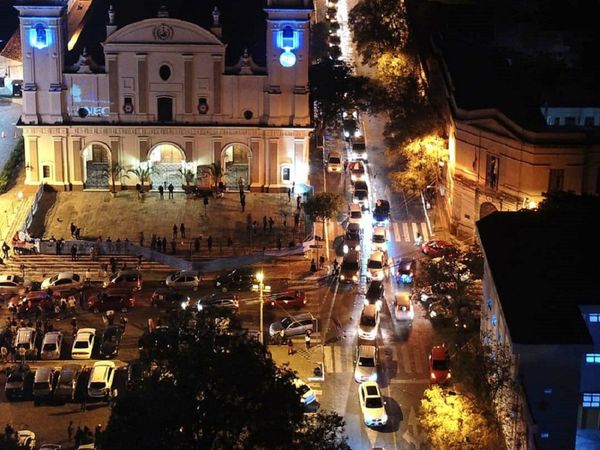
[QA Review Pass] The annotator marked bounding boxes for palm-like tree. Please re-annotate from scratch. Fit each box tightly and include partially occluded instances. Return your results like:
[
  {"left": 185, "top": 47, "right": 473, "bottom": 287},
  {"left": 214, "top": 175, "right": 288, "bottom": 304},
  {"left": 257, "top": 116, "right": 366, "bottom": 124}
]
[
  {"left": 127, "top": 165, "right": 156, "bottom": 192},
  {"left": 178, "top": 168, "right": 196, "bottom": 187},
  {"left": 208, "top": 161, "right": 225, "bottom": 190},
  {"left": 102, "top": 162, "right": 128, "bottom": 194}
]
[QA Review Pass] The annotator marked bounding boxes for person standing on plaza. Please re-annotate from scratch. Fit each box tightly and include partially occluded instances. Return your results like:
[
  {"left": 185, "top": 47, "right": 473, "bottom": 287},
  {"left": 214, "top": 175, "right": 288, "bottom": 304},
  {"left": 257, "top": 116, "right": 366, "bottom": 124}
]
[
  {"left": 277, "top": 237, "right": 282, "bottom": 251},
  {"left": 158, "top": 185, "right": 164, "bottom": 199},
  {"left": 305, "top": 331, "right": 311, "bottom": 351},
  {"left": 70, "top": 223, "right": 76, "bottom": 237},
  {"left": 180, "top": 223, "right": 186, "bottom": 239},
  {"left": 291, "top": 181, "right": 295, "bottom": 195},
  {"left": 139, "top": 231, "right": 144, "bottom": 247},
  {"left": 296, "top": 195, "right": 302, "bottom": 209},
  {"left": 2, "top": 242, "right": 9, "bottom": 260},
  {"left": 263, "top": 216, "right": 267, "bottom": 232},
  {"left": 171, "top": 240, "right": 176, "bottom": 254},
  {"left": 240, "top": 194, "right": 246, "bottom": 212},
  {"left": 194, "top": 237, "right": 200, "bottom": 253},
  {"left": 268, "top": 217, "right": 274, "bottom": 232},
  {"left": 287, "top": 338, "right": 294, "bottom": 355},
  {"left": 207, "top": 235, "right": 213, "bottom": 254},
  {"left": 162, "top": 236, "right": 167, "bottom": 253},
  {"left": 287, "top": 187, "right": 291, "bottom": 202},
  {"left": 173, "top": 224, "right": 178, "bottom": 239},
  {"left": 75, "top": 227, "right": 81, "bottom": 239},
  {"left": 67, "top": 420, "right": 73, "bottom": 442},
  {"left": 168, "top": 183, "right": 174, "bottom": 199},
  {"left": 203, "top": 196, "right": 209, "bottom": 216},
  {"left": 156, "top": 237, "right": 162, "bottom": 253},
  {"left": 71, "top": 244, "right": 77, "bottom": 261}
]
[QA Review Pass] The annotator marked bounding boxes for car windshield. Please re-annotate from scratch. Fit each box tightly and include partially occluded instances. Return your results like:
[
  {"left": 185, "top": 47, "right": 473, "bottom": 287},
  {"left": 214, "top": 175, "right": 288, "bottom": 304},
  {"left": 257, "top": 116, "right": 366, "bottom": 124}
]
[
  {"left": 34, "top": 382, "right": 49, "bottom": 389},
  {"left": 49, "top": 275, "right": 59, "bottom": 283},
  {"left": 359, "top": 357, "right": 375, "bottom": 367},
  {"left": 280, "top": 317, "right": 293, "bottom": 328},
  {"left": 368, "top": 260, "right": 383, "bottom": 269},
  {"left": 74, "top": 341, "right": 88, "bottom": 349},
  {"left": 366, "top": 397, "right": 383, "bottom": 408},
  {"left": 367, "top": 286, "right": 382, "bottom": 298},
  {"left": 13, "top": 275, "right": 24, "bottom": 283},
  {"left": 17, "top": 343, "right": 30, "bottom": 350},
  {"left": 8, "top": 373, "right": 23, "bottom": 382},
  {"left": 296, "top": 384, "right": 310, "bottom": 395},
  {"left": 355, "top": 190, "right": 367, "bottom": 198},
  {"left": 329, "top": 157, "right": 341, "bottom": 164},
  {"left": 341, "top": 261, "right": 359, "bottom": 270},
  {"left": 89, "top": 382, "right": 105, "bottom": 389},
  {"left": 433, "top": 359, "right": 450, "bottom": 370},
  {"left": 373, "top": 235, "right": 385, "bottom": 243},
  {"left": 43, "top": 343, "right": 56, "bottom": 351},
  {"left": 350, "top": 211, "right": 362, "bottom": 219},
  {"left": 361, "top": 315, "right": 376, "bottom": 327}
]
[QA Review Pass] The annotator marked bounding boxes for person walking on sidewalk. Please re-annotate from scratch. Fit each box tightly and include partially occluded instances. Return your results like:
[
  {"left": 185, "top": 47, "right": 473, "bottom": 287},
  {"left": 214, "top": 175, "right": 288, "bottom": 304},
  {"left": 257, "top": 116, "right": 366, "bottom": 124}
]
[
  {"left": 268, "top": 216, "right": 274, "bottom": 232},
  {"left": 172, "top": 224, "right": 178, "bottom": 239},
  {"left": 287, "top": 187, "right": 291, "bottom": 202},
  {"left": 240, "top": 194, "right": 246, "bottom": 212},
  {"left": 296, "top": 195, "right": 302, "bottom": 209},
  {"left": 71, "top": 244, "right": 78, "bottom": 261},
  {"left": 287, "top": 338, "right": 294, "bottom": 355},
  {"left": 180, "top": 223, "right": 186, "bottom": 238},
  {"left": 162, "top": 236, "right": 167, "bottom": 253},
  {"left": 207, "top": 235, "right": 213, "bottom": 254},
  {"left": 168, "top": 183, "right": 174, "bottom": 199},
  {"left": 263, "top": 216, "right": 267, "bottom": 232},
  {"left": 305, "top": 331, "right": 311, "bottom": 351},
  {"left": 310, "top": 259, "right": 317, "bottom": 273},
  {"left": 158, "top": 185, "right": 164, "bottom": 199},
  {"left": 2, "top": 242, "right": 10, "bottom": 260},
  {"left": 67, "top": 420, "right": 73, "bottom": 442}
]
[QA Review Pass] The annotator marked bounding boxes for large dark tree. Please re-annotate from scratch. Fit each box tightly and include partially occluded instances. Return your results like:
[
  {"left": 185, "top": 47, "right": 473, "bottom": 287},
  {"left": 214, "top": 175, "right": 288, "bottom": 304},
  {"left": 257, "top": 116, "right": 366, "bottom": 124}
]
[{"left": 98, "top": 309, "right": 349, "bottom": 450}]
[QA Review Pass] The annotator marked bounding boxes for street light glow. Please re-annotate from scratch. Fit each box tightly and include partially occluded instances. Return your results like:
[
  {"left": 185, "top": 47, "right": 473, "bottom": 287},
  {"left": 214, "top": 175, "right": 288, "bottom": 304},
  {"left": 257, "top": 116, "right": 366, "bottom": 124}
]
[{"left": 256, "top": 271, "right": 264, "bottom": 283}]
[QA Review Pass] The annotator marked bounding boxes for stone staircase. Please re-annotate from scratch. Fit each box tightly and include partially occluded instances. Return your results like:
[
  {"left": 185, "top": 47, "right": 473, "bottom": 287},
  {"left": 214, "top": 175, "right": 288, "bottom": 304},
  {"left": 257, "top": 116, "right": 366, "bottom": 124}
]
[{"left": 1, "top": 254, "right": 176, "bottom": 282}]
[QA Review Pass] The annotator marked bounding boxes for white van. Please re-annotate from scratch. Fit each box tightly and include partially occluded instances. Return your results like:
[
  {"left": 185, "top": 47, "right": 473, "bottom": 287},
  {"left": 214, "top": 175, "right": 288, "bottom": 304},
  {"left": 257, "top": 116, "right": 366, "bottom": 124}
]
[{"left": 327, "top": 152, "right": 343, "bottom": 173}]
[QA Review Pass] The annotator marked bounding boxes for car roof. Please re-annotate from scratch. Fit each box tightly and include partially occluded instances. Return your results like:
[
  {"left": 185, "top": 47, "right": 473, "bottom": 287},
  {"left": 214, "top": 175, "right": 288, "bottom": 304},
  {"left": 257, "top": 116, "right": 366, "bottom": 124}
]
[
  {"left": 349, "top": 203, "right": 361, "bottom": 211},
  {"left": 343, "top": 251, "right": 360, "bottom": 262},
  {"left": 35, "top": 366, "right": 53, "bottom": 378},
  {"left": 431, "top": 346, "right": 448, "bottom": 359},
  {"left": 77, "top": 328, "right": 96, "bottom": 335},
  {"left": 358, "top": 345, "right": 377, "bottom": 358},
  {"left": 362, "top": 304, "right": 377, "bottom": 316},
  {"left": 362, "top": 381, "right": 380, "bottom": 395},
  {"left": 369, "top": 251, "right": 384, "bottom": 262},
  {"left": 373, "top": 227, "right": 386, "bottom": 234},
  {"left": 43, "top": 331, "right": 61, "bottom": 341},
  {"left": 347, "top": 222, "right": 360, "bottom": 230},
  {"left": 395, "top": 292, "right": 411, "bottom": 306},
  {"left": 56, "top": 272, "right": 76, "bottom": 279},
  {"left": 174, "top": 270, "right": 198, "bottom": 276},
  {"left": 17, "top": 327, "right": 36, "bottom": 335},
  {"left": 0, "top": 274, "right": 16, "bottom": 281}
]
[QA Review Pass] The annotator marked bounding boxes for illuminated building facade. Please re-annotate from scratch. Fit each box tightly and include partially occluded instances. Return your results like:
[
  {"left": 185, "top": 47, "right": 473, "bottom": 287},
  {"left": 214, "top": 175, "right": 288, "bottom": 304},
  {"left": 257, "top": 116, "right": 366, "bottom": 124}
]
[{"left": 16, "top": 0, "right": 313, "bottom": 191}]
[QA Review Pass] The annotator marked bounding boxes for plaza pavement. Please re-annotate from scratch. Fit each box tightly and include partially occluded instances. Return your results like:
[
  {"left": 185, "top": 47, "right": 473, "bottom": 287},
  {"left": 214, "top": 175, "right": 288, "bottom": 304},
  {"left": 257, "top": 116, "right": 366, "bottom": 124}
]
[{"left": 0, "top": 96, "right": 22, "bottom": 169}]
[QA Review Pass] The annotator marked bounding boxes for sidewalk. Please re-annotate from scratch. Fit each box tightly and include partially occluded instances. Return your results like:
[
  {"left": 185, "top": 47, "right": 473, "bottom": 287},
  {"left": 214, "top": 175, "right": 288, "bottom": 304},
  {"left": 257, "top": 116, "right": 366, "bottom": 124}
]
[{"left": 269, "top": 341, "right": 325, "bottom": 382}]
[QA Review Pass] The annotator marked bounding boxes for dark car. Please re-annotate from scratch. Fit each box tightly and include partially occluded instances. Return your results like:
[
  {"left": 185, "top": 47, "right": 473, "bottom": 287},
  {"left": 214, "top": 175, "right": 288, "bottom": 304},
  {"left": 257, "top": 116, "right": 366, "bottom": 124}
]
[
  {"left": 5, "top": 364, "right": 32, "bottom": 400},
  {"left": 372, "top": 199, "right": 390, "bottom": 226},
  {"left": 138, "top": 326, "right": 178, "bottom": 360},
  {"left": 340, "top": 251, "right": 360, "bottom": 284},
  {"left": 99, "top": 325, "right": 124, "bottom": 359},
  {"left": 214, "top": 268, "right": 258, "bottom": 292},
  {"left": 396, "top": 258, "right": 416, "bottom": 284},
  {"left": 151, "top": 288, "right": 190, "bottom": 310},
  {"left": 54, "top": 364, "right": 81, "bottom": 402},
  {"left": 197, "top": 294, "right": 239, "bottom": 311},
  {"left": 33, "top": 366, "right": 56, "bottom": 405},
  {"left": 127, "top": 359, "right": 150, "bottom": 390},
  {"left": 88, "top": 288, "right": 135, "bottom": 313},
  {"left": 364, "top": 281, "right": 385, "bottom": 307},
  {"left": 353, "top": 181, "right": 369, "bottom": 210},
  {"left": 343, "top": 223, "right": 361, "bottom": 254},
  {"left": 267, "top": 290, "right": 307, "bottom": 308}
]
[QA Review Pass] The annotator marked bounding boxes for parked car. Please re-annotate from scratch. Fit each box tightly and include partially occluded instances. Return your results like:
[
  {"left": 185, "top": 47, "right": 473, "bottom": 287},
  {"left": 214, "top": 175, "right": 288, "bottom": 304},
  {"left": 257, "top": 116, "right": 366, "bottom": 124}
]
[
  {"left": 4, "top": 364, "right": 31, "bottom": 400},
  {"left": 292, "top": 377, "right": 317, "bottom": 405},
  {"left": 366, "top": 251, "right": 387, "bottom": 282},
  {"left": 371, "top": 227, "right": 388, "bottom": 252},
  {"left": 269, "top": 313, "right": 314, "bottom": 341},
  {"left": 393, "top": 292, "right": 414, "bottom": 322},
  {"left": 71, "top": 328, "right": 96, "bottom": 359},
  {"left": 138, "top": 326, "right": 178, "bottom": 360},
  {"left": 14, "top": 327, "right": 37, "bottom": 358},
  {"left": 422, "top": 240, "right": 457, "bottom": 257},
  {"left": 358, "top": 304, "right": 380, "bottom": 341},
  {"left": 339, "top": 251, "right": 360, "bottom": 284},
  {"left": 151, "top": 288, "right": 190, "bottom": 310},
  {"left": 214, "top": 268, "right": 258, "bottom": 292},
  {"left": 40, "top": 331, "right": 63, "bottom": 360},
  {"left": 327, "top": 152, "right": 343, "bottom": 173},
  {"left": 87, "top": 288, "right": 135, "bottom": 313},
  {"left": 358, "top": 381, "right": 387, "bottom": 427},
  {"left": 87, "top": 361, "right": 116, "bottom": 399},
  {"left": 102, "top": 270, "right": 142, "bottom": 291},
  {"left": 127, "top": 359, "right": 149, "bottom": 390},
  {"left": 372, "top": 199, "right": 390, "bottom": 226},
  {"left": 347, "top": 203, "right": 364, "bottom": 226},
  {"left": 33, "top": 366, "right": 56, "bottom": 405},
  {"left": 354, "top": 345, "right": 379, "bottom": 383},
  {"left": 342, "top": 223, "right": 362, "bottom": 254},
  {"left": 266, "top": 290, "right": 307, "bottom": 308},
  {"left": 196, "top": 294, "right": 239, "bottom": 311},
  {"left": 396, "top": 258, "right": 415, "bottom": 284},
  {"left": 165, "top": 271, "right": 201, "bottom": 289},
  {"left": 352, "top": 181, "right": 369, "bottom": 210},
  {"left": 11, "top": 290, "right": 53, "bottom": 316},
  {"left": 429, "top": 345, "right": 451, "bottom": 384},
  {"left": 17, "top": 430, "right": 36, "bottom": 450},
  {"left": 363, "top": 280, "right": 385, "bottom": 310},
  {"left": 349, "top": 161, "right": 367, "bottom": 183},
  {"left": 0, "top": 274, "right": 32, "bottom": 294},
  {"left": 99, "top": 325, "right": 124, "bottom": 359},
  {"left": 54, "top": 364, "right": 81, "bottom": 402},
  {"left": 41, "top": 272, "right": 83, "bottom": 291}
]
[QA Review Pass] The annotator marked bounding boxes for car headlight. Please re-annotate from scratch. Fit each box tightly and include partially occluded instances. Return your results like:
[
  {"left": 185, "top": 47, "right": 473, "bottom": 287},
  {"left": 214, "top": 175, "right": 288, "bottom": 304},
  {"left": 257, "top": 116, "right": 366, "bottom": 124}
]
[
  {"left": 344, "top": 131, "right": 350, "bottom": 138},
  {"left": 363, "top": 298, "right": 369, "bottom": 306},
  {"left": 340, "top": 275, "right": 345, "bottom": 280},
  {"left": 430, "top": 310, "right": 437, "bottom": 318},
  {"left": 376, "top": 300, "right": 382, "bottom": 311},
  {"left": 356, "top": 244, "right": 361, "bottom": 251},
  {"left": 447, "top": 372, "right": 452, "bottom": 379},
  {"left": 351, "top": 174, "right": 357, "bottom": 181},
  {"left": 343, "top": 244, "right": 349, "bottom": 254},
  {"left": 382, "top": 413, "right": 388, "bottom": 423},
  {"left": 353, "top": 198, "right": 359, "bottom": 204},
  {"left": 431, "top": 372, "right": 437, "bottom": 380},
  {"left": 368, "top": 372, "right": 378, "bottom": 381},
  {"left": 355, "top": 130, "right": 362, "bottom": 137},
  {"left": 216, "top": 281, "right": 221, "bottom": 286},
  {"left": 352, "top": 275, "right": 358, "bottom": 281}
]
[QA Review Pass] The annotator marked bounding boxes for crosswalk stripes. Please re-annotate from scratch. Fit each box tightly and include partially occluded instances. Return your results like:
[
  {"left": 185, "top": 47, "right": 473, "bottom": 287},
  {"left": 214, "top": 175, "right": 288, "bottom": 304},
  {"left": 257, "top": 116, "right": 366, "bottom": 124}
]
[
  {"left": 389, "top": 221, "right": 430, "bottom": 244},
  {"left": 421, "top": 222, "right": 430, "bottom": 241},
  {"left": 323, "top": 345, "right": 352, "bottom": 373},
  {"left": 402, "top": 223, "right": 411, "bottom": 242}
]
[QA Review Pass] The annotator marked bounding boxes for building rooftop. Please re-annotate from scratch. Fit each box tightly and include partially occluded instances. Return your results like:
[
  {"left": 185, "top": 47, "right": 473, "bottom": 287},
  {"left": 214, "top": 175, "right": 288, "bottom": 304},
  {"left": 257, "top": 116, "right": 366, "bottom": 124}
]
[{"left": 476, "top": 204, "right": 600, "bottom": 345}]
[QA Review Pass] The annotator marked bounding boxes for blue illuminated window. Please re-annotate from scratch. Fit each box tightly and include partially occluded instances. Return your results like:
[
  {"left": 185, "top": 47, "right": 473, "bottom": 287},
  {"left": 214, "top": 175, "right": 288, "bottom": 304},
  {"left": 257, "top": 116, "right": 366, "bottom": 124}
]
[
  {"left": 585, "top": 354, "right": 600, "bottom": 364},
  {"left": 583, "top": 393, "right": 600, "bottom": 408},
  {"left": 540, "top": 433, "right": 549, "bottom": 439},
  {"left": 282, "top": 26, "right": 294, "bottom": 49},
  {"left": 486, "top": 298, "right": 493, "bottom": 311},
  {"left": 544, "top": 388, "right": 552, "bottom": 395},
  {"left": 590, "top": 313, "right": 600, "bottom": 323},
  {"left": 30, "top": 23, "right": 51, "bottom": 50},
  {"left": 491, "top": 314, "right": 497, "bottom": 327}
]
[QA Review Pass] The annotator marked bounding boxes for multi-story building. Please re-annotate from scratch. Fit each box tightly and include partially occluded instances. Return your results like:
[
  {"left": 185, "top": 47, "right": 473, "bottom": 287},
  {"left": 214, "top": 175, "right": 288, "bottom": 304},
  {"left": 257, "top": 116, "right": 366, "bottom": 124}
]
[
  {"left": 477, "top": 207, "right": 600, "bottom": 449},
  {"left": 14, "top": 0, "right": 313, "bottom": 192}
]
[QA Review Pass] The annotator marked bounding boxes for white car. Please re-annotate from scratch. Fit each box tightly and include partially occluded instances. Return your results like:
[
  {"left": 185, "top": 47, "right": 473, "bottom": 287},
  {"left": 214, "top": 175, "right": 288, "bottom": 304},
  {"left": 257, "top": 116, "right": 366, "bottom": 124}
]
[
  {"left": 358, "top": 304, "right": 380, "bottom": 341},
  {"left": 371, "top": 227, "right": 388, "bottom": 252},
  {"left": 359, "top": 381, "right": 387, "bottom": 427},
  {"left": 41, "top": 272, "right": 83, "bottom": 291},
  {"left": 349, "top": 161, "right": 367, "bottom": 183},
  {"left": 394, "top": 292, "right": 414, "bottom": 322},
  {"left": 327, "top": 152, "right": 343, "bottom": 173},
  {"left": 165, "top": 271, "right": 201, "bottom": 289},
  {"left": 354, "top": 345, "right": 378, "bottom": 383},
  {"left": 17, "top": 430, "right": 36, "bottom": 450},
  {"left": 88, "top": 361, "right": 116, "bottom": 398},
  {"left": 40, "top": 331, "right": 63, "bottom": 360},
  {"left": 71, "top": 328, "right": 96, "bottom": 359},
  {"left": 0, "top": 274, "right": 32, "bottom": 294},
  {"left": 347, "top": 203, "right": 363, "bottom": 226},
  {"left": 292, "top": 377, "right": 317, "bottom": 405},
  {"left": 366, "top": 251, "right": 387, "bottom": 282}
]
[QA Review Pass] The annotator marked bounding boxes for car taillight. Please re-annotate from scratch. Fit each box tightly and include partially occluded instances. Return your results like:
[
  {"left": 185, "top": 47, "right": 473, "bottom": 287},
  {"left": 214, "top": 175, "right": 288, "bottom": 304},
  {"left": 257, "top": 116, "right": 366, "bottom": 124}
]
[{"left": 130, "top": 298, "right": 135, "bottom": 305}]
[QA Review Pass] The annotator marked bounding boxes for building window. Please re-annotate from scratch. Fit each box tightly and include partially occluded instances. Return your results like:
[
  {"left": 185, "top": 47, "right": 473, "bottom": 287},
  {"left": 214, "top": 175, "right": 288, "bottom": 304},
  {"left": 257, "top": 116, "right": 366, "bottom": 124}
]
[
  {"left": 548, "top": 169, "right": 564, "bottom": 192},
  {"left": 590, "top": 313, "right": 600, "bottom": 323},
  {"left": 159, "top": 65, "right": 171, "bottom": 81},
  {"left": 491, "top": 314, "right": 497, "bottom": 327},
  {"left": 540, "top": 433, "right": 550, "bottom": 439},
  {"left": 585, "top": 354, "right": 600, "bottom": 364},
  {"left": 544, "top": 388, "right": 553, "bottom": 395},
  {"left": 583, "top": 393, "right": 600, "bottom": 408},
  {"left": 485, "top": 155, "right": 499, "bottom": 190},
  {"left": 565, "top": 116, "right": 577, "bottom": 126},
  {"left": 123, "top": 97, "right": 134, "bottom": 114},
  {"left": 42, "top": 165, "right": 51, "bottom": 178},
  {"left": 585, "top": 116, "right": 595, "bottom": 127},
  {"left": 157, "top": 97, "right": 173, "bottom": 122},
  {"left": 281, "top": 166, "right": 291, "bottom": 183},
  {"left": 486, "top": 298, "right": 493, "bottom": 311}
]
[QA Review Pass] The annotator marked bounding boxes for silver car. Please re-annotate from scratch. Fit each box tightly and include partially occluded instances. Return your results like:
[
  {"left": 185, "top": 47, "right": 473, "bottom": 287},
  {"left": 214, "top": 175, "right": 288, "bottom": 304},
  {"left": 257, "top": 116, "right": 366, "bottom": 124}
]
[
  {"left": 354, "top": 345, "right": 379, "bottom": 383},
  {"left": 165, "top": 271, "right": 201, "bottom": 289},
  {"left": 40, "top": 331, "right": 63, "bottom": 360}
]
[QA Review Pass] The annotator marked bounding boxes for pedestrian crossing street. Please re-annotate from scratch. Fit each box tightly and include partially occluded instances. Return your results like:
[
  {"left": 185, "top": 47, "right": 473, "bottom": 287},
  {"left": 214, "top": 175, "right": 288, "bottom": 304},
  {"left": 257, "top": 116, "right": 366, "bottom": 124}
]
[
  {"left": 322, "top": 344, "right": 428, "bottom": 376},
  {"left": 390, "top": 221, "right": 430, "bottom": 243}
]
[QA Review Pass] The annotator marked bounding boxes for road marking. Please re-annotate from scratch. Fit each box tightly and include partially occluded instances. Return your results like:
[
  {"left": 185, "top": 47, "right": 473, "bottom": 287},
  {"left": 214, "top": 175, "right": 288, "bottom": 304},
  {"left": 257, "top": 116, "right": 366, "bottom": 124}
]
[
  {"left": 421, "top": 223, "right": 429, "bottom": 241},
  {"left": 392, "top": 222, "right": 401, "bottom": 242},
  {"left": 402, "top": 223, "right": 410, "bottom": 242},
  {"left": 390, "top": 378, "right": 430, "bottom": 384},
  {"left": 334, "top": 346, "right": 343, "bottom": 373},
  {"left": 400, "top": 346, "right": 412, "bottom": 374},
  {"left": 413, "top": 345, "right": 425, "bottom": 374},
  {"left": 324, "top": 346, "right": 333, "bottom": 373},
  {"left": 411, "top": 223, "right": 419, "bottom": 242}
]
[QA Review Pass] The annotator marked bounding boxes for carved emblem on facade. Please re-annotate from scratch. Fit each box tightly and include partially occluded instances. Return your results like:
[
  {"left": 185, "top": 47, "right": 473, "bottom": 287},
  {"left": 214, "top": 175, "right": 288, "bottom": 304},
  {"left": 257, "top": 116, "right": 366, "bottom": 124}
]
[{"left": 153, "top": 23, "right": 174, "bottom": 41}]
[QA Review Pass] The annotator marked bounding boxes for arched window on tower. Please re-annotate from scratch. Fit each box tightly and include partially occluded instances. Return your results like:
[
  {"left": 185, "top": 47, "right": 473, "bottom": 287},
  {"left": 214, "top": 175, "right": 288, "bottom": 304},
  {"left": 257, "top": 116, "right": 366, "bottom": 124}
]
[{"left": 282, "top": 26, "right": 294, "bottom": 49}]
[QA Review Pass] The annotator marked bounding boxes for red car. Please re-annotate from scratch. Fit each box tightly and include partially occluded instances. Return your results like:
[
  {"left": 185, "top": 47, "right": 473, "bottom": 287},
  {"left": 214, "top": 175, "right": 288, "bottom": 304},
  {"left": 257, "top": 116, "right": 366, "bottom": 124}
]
[
  {"left": 88, "top": 288, "right": 136, "bottom": 313},
  {"left": 266, "top": 290, "right": 307, "bottom": 308},
  {"left": 429, "top": 345, "right": 451, "bottom": 384},
  {"left": 421, "top": 240, "right": 457, "bottom": 257}
]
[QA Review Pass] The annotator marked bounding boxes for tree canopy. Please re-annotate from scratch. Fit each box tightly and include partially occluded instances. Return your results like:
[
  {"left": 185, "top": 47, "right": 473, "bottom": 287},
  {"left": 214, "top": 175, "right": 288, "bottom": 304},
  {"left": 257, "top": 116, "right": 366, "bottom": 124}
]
[
  {"left": 303, "top": 192, "right": 345, "bottom": 224},
  {"left": 98, "top": 309, "right": 349, "bottom": 450}
]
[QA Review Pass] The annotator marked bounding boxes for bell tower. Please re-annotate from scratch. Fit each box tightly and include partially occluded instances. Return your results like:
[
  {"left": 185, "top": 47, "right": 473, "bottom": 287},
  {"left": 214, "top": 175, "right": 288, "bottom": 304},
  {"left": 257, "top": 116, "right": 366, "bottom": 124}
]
[
  {"left": 15, "top": 0, "right": 69, "bottom": 124},
  {"left": 264, "top": 0, "right": 312, "bottom": 126}
]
